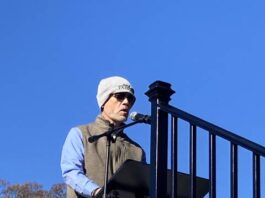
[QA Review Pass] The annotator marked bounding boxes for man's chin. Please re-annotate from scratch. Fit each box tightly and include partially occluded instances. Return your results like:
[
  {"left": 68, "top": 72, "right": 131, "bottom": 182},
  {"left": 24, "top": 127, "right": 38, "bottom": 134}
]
[{"left": 116, "top": 116, "right": 127, "bottom": 123}]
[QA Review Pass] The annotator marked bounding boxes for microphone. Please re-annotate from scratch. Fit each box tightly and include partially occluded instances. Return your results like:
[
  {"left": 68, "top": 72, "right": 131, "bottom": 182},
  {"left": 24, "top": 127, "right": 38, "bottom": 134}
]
[{"left": 130, "top": 112, "right": 151, "bottom": 124}]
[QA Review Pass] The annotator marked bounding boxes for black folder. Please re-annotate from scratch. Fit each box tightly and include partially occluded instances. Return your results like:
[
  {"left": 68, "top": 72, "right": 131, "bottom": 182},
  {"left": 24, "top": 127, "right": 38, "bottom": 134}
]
[{"left": 95, "top": 160, "right": 209, "bottom": 198}]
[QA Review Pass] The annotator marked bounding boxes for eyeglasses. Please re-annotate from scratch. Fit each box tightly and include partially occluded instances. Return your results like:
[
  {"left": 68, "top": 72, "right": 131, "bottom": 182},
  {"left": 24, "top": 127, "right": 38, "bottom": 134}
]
[{"left": 112, "top": 92, "right": 135, "bottom": 104}]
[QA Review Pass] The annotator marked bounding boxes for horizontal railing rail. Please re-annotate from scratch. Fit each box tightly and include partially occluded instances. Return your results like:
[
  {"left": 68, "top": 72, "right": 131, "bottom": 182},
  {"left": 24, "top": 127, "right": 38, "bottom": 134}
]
[{"left": 158, "top": 103, "right": 265, "bottom": 157}]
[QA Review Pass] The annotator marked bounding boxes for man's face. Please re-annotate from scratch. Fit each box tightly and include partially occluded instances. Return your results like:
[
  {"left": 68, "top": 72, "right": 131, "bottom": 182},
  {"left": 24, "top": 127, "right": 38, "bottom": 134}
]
[{"left": 101, "top": 92, "right": 135, "bottom": 125}]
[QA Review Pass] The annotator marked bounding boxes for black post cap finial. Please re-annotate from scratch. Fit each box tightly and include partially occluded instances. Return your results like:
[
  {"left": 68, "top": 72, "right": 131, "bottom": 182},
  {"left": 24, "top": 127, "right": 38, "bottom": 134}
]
[{"left": 145, "top": 80, "right": 175, "bottom": 103}]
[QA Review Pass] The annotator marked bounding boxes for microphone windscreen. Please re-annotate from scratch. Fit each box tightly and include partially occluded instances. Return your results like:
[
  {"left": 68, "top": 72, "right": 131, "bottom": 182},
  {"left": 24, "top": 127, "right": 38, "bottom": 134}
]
[{"left": 129, "top": 112, "right": 138, "bottom": 121}]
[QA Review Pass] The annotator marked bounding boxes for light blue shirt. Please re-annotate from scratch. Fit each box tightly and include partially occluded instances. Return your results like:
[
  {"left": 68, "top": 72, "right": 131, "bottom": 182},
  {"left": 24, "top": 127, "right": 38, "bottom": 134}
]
[{"left": 61, "top": 127, "right": 100, "bottom": 197}]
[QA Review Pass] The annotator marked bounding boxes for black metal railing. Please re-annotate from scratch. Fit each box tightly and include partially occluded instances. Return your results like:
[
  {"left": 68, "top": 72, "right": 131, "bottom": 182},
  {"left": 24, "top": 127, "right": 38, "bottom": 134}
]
[{"left": 145, "top": 81, "right": 265, "bottom": 198}]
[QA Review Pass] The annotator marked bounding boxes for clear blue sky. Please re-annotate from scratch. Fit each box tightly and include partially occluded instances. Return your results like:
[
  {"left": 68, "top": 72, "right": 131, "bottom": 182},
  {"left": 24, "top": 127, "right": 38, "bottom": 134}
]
[{"left": 0, "top": 0, "right": 264, "bottom": 197}]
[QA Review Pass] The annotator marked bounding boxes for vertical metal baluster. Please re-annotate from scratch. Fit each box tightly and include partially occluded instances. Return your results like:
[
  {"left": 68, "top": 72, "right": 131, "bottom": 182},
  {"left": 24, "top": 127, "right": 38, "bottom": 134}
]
[
  {"left": 190, "top": 124, "right": 197, "bottom": 198},
  {"left": 231, "top": 143, "right": 238, "bottom": 198},
  {"left": 253, "top": 153, "right": 261, "bottom": 198},
  {"left": 209, "top": 133, "right": 216, "bottom": 198},
  {"left": 171, "top": 116, "right": 178, "bottom": 198}
]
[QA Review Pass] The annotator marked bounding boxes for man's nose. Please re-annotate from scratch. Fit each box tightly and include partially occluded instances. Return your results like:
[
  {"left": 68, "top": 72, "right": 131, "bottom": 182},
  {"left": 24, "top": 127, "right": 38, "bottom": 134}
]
[{"left": 122, "top": 97, "right": 130, "bottom": 104}]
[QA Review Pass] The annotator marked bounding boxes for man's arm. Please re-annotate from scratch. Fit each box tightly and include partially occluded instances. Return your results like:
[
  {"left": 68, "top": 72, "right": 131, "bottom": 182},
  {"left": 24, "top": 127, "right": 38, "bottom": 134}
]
[{"left": 61, "top": 127, "right": 100, "bottom": 197}]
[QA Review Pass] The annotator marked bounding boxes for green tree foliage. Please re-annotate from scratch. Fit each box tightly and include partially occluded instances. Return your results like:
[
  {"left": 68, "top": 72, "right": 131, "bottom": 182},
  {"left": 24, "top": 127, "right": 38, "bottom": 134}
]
[{"left": 0, "top": 179, "right": 66, "bottom": 198}]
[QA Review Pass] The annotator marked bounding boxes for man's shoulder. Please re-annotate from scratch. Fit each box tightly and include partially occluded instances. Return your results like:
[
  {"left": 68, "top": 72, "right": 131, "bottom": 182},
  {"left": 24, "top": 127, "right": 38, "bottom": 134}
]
[
  {"left": 77, "top": 122, "right": 93, "bottom": 135},
  {"left": 77, "top": 123, "right": 90, "bottom": 129},
  {"left": 77, "top": 119, "right": 102, "bottom": 137}
]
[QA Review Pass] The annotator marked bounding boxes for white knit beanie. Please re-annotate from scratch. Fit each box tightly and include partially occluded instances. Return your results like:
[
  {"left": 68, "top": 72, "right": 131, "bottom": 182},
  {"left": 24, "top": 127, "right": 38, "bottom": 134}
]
[{"left": 96, "top": 76, "right": 135, "bottom": 108}]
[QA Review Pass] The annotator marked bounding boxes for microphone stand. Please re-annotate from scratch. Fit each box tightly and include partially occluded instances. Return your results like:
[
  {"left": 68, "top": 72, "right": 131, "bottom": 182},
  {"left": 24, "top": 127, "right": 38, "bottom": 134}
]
[{"left": 88, "top": 120, "right": 143, "bottom": 198}]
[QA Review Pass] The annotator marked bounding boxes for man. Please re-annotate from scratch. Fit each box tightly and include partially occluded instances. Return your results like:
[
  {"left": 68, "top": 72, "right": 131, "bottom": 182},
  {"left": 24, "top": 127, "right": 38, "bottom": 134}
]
[{"left": 61, "top": 76, "right": 146, "bottom": 198}]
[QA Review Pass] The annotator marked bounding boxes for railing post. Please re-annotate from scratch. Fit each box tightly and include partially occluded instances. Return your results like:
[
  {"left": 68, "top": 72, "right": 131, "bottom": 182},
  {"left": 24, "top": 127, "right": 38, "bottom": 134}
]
[
  {"left": 209, "top": 133, "right": 216, "bottom": 198},
  {"left": 171, "top": 116, "right": 178, "bottom": 198},
  {"left": 145, "top": 81, "right": 175, "bottom": 198},
  {"left": 231, "top": 143, "right": 238, "bottom": 198},
  {"left": 190, "top": 124, "right": 197, "bottom": 198},
  {"left": 253, "top": 153, "right": 261, "bottom": 198}
]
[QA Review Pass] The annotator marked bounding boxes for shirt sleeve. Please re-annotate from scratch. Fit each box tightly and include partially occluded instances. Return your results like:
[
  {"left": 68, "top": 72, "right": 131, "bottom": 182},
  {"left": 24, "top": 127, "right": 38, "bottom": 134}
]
[{"left": 60, "top": 127, "right": 100, "bottom": 197}]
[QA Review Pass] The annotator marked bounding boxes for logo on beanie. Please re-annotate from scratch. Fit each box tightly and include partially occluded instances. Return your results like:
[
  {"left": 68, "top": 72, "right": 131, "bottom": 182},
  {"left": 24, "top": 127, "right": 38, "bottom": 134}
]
[{"left": 118, "top": 84, "right": 132, "bottom": 92}]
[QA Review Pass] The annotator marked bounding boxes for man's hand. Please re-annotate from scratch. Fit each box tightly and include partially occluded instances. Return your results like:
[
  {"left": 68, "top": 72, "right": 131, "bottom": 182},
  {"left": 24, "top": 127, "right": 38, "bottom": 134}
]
[{"left": 91, "top": 187, "right": 101, "bottom": 197}]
